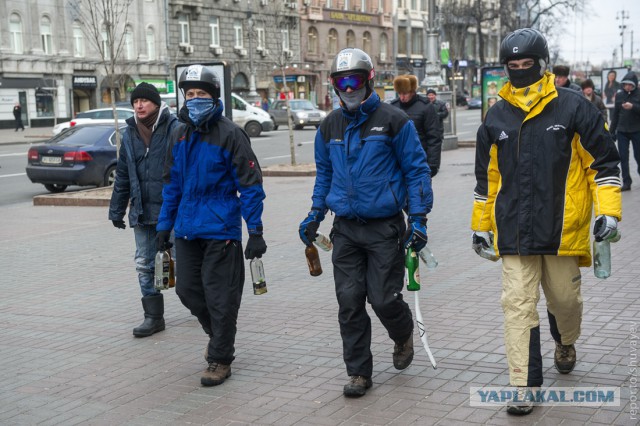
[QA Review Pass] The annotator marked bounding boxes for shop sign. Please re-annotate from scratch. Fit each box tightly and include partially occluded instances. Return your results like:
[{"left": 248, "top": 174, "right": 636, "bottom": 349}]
[{"left": 73, "top": 76, "right": 97, "bottom": 88}]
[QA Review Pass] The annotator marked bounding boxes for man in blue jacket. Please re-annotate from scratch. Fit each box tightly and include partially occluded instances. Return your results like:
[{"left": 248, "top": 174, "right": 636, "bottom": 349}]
[
  {"left": 156, "top": 65, "right": 267, "bottom": 387},
  {"left": 298, "top": 48, "right": 433, "bottom": 397},
  {"left": 109, "top": 82, "right": 179, "bottom": 338}
]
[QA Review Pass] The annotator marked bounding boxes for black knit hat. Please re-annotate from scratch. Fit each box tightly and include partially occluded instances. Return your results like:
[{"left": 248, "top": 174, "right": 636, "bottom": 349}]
[
  {"left": 130, "top": 82, "right": 161, "bottom": 107},
  {"left": 426, "top": 89, "right": 437, "bottom": 95}
]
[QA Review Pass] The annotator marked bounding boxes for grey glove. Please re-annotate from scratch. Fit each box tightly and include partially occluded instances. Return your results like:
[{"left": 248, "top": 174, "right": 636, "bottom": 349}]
[
  {"left": 472, "top": 231, "right": 492, "bottom": 256},
  {"left": 593, "top": 215, "right": 618, "bottom": 242}
]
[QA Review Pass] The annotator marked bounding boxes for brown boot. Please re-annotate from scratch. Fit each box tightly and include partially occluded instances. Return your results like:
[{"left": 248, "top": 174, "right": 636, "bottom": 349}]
[
  {"left": 343, "top": 375, "right": 372, "bottom": 397},
  {"left": 393, "top": 335, "right": 414, "bottom": 370},
  {"left": 554, "top": 342, "right": 576, "bottom": 374},
  {"left": 506, "top": 386, "right": 535, "bottom": 415},
  {"left": 201, "top": 362, "right": 231, "bottom": 386}
]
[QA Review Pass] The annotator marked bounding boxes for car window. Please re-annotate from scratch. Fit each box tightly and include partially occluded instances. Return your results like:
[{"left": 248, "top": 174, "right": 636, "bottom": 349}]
[
  {"left": 117, "top": 110, "right": 133, "bottom": 119},
  {"left": 290, "top": 100, "right": 314, "bottom": 110},
  {"left": 49, "top": 126, "right": 114, "bottom": 146},
  {"left": 109, "top": 127, "right": 127, "bottom": 146},
  {"left": 76, "top": 111, "right": 94, "bottom": 119}
]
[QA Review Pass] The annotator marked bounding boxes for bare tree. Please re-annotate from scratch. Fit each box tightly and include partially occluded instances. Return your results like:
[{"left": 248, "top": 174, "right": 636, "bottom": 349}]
[
  {"left": 67, "top": 0, "right": 134, "bottom": 151},
  {"left": 252, "top": 0, "right": 299, "bottom": 166}
]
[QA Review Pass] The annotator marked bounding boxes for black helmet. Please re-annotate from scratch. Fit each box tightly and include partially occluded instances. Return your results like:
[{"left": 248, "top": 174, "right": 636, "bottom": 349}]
[
  {"left": 178, "top": 65, "right": 221, "bottom": 98},
  {"left": 330, "top": 48, "right": 375, "bottom": 80},
  {"left": 499, "top": 28, "right": 549, "bottom": 64}
]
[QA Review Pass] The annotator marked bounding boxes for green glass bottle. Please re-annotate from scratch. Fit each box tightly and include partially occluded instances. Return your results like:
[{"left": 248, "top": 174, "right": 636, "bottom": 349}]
[{"left": 405, "top": 247, "right": 421, "bottom": 291}]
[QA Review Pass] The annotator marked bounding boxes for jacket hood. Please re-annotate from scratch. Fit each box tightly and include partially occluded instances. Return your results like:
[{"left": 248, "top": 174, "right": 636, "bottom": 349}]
[{"left": 621, "top": 71, "right": 638, "bottom": 90}]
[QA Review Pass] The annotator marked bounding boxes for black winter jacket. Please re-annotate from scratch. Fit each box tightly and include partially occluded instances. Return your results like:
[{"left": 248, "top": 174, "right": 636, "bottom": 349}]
[{"left": 610, "top": 72, "right": 640, "bottom": 134}]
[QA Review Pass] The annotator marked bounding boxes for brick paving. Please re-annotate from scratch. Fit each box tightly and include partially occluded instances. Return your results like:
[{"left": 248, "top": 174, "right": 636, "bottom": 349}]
[{"left": 1, "top": 144, "right": 639, "bottom": 425}]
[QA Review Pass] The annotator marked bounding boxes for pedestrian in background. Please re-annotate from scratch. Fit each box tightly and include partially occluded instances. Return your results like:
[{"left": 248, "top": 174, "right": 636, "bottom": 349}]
[
  {"left": 299, "top": 48, "right": 432, "bottom": 397},
  {"left": 609, "top": 71, "right": 640, "bottom": 192},
  {"left": 581, "top": 78, "right": 608, "bottom": 121},
  {"left": 472, "top": 28, "right": 622, "bottom": 416},
  {"left": 109, "top": 82, "right": 179, "bottom": 337},
  {"left": 156, "top": 64, "right": 267, "bottom": 387},
  {"left": 553, "top": 65, "right": 581, "bottom": 91},
  {"left": 389, "top": 75, "right": 442, "bottom": 177},
  {"left": 426, "top": 88, "right": 449, "bottom": 148},
  {"left": 13, "top": 103, "right": 24, "bottom": 131}
]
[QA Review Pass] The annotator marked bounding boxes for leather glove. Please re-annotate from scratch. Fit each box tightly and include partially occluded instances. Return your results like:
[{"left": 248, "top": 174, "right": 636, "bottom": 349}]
[
  {"left": 472, "top": 231, "right": 493, "bottom": 256},
  {"left": 593, "top": 215, "right": 618, "bottom": 242},
  {"left": 245, "top": 234, "right": 267, "bottom": 259},
  {"left": 404, "top": 215, "right": 428, "bottom": 252},
  {"left": 112, "top": 220, "right": 126, "bottom": 229},
  {"left": 156, "top": 230, "right": 173, "bottom": 251},
  {"left": 299, "top": 208, "right": 325, "bottom": 246}
]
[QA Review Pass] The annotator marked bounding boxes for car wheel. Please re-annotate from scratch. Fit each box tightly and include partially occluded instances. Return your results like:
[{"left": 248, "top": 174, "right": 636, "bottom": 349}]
[
  {"left": 270, "top": 116, "right": 278, "bottom": 130},
  {"left": 294, "top": 124, "right": 303, "bottom": 130},
  {"left": 102, "top": 165, "right": 117, "bottom": 187},
  {"left": 44, "top": 183, "right": 67, "bottom": 193},
  {"left": 245, "top": 121, "right": 262, "bottom": 138}
]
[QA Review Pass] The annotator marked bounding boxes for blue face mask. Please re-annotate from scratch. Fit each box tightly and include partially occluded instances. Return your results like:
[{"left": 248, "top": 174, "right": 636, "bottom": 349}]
[{"left": 186, "top": 98, "right": 215, "bottom": 126}]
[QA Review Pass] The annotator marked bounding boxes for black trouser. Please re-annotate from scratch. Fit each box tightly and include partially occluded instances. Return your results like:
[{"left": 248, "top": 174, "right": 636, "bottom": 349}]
[
  {"left": 175, "top": 238, "right": 244, "bottom": 365},
  {"left": 331, "top": 213, "right": 414, "bottom": 377}
]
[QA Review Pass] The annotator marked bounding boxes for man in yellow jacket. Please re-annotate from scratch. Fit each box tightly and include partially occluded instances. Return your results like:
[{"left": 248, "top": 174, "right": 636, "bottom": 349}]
[{"left": 471, "top": 28, "right": 622, "bottom": 416}]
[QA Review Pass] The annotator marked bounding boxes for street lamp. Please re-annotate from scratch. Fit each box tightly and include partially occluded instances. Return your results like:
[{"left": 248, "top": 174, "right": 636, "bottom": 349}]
[
  {"left": 247, "top": 0, "right": 259, "bottom": 101},
  {"left": 617, "top": 10, "right": 629, "bottom": 67}
]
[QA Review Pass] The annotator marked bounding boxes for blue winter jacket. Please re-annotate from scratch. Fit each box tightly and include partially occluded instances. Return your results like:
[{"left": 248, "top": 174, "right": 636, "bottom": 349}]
[
  {"left": 109, "top": 104, "right": 179, "bottom": 227},
  {"left": 312, "top": 91, "right": 432, "bottom": 219},
  {"left": 156, "top": 101, "right": 265, "bottom": 240}
]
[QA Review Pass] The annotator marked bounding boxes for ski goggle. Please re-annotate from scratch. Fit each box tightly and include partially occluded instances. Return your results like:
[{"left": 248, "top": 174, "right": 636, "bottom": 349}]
[{"left": 332, "top": 73, "right": 368, "bottom": 92}]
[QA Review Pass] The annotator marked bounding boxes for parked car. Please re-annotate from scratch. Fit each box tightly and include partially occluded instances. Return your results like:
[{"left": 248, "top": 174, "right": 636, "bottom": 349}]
[
  {"left": 467, "top": 97, "right": 482, "bottom": 110},
  {"left": 52, "top": 107, "right": 134, "bottom": 135},
  {"left": 27, "top": 124, "right": 125, "bottom": 193},
  {"left": 269, "top": 99, "right": 327, "bottom": 130},
  {"left": 230, "top": 93, "right": 274, "bottom": 137}
]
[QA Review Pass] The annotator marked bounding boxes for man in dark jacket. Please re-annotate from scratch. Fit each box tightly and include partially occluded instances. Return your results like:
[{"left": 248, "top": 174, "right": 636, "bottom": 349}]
[
  {"left": 389, "top": 75, "right": 442, "bottom": 176},
  {"left": 109, "top": 82, "right": 179, "bottom": 337},
  {"left": 298, "top": 48, "right": 433, "bottom": 397},
  {"left": 156, "top": 64, "right": 267, "bottom": 388},
  {"left": 609, "top": 71, "right": 640, "bottom": 191},
  {"left": 581, "top": 79, "right": 608, "bottom": 121},
  {"left": 553, "top": 65, "right": 581, "bottom": 91},
  {"left": 426, "top": 88, "right": 449, "bottom": 141}
]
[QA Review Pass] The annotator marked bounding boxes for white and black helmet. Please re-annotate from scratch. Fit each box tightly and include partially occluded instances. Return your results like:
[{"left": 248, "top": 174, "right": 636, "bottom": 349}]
[
  {"left": 330, "top": 48, "right": 375, "bottom": 79},
  {"left": 178, "top": 65, "right": 221, "bottom": 98}
]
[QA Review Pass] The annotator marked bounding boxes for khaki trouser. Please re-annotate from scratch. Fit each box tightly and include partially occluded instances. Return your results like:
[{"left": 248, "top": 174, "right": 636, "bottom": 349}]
[{"left": 501, "top": 255, "right": 583, "bottom": 387}]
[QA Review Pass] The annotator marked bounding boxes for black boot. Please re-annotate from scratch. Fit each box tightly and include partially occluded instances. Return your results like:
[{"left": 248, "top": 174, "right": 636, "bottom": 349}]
[{"left": 133, "top": 293, "right": 165, "bottom": 337}]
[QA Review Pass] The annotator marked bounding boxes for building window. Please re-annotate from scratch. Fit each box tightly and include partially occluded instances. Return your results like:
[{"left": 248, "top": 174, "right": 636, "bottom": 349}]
[
  {"left": 10, "top": 14, "right": 23, "bottom": 54},
  {"left": 256, "top": 27, "right": 265, "bottom": 50},
  {"left": 281, "top": 28, "right": 290, "bottom": 52},
  {"left": 209, "top": 17, "right": 220, "bottom": 47},
  {"left": 179, "top": 13, "right": 190, "bottom": 45},
  {"left": 124, "top": 26, "right": 135, "bottom": 60},
  {"left": 73, "top": 23, "right": 84, "bottom": 57},
  {"left": 307, "top": 27, "right": 318, "bottom": 54},
  {"left": 101, "top": 24, "right": 110, "bottom": 59},
  {"left": 412, "top": 28, "right": 423, "bottom": 55},
  {"left": 146, "top": 27, "right": 156, "bottom": 60},
  {"left": 380, "top": 33, "right": 388, "bottom": 61},
  {"left": 36, "top": 88, "right": 55, "bottom": 118},
  {"left": 234, "top": 19, "right": 243, "bottom": 49},
  {"left": 40, "top": 16, "right": 53, "bottom": 55},
  {"left": 363, "top": 31, "right": 371, "bottom": 53},
  {"left": 328, "top": 28, "right": 338, "bottom": 55},
  {"left": 398, "top": 27, "right": 407, "bottom": 56},
  {"left": 346, "top": 30, "right": 355, "bottom": 47}
]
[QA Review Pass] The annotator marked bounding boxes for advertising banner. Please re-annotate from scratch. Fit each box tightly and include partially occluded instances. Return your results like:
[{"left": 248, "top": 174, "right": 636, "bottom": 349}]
[{"left": 480, "top": 66, "right": 509, "bottom": 121}]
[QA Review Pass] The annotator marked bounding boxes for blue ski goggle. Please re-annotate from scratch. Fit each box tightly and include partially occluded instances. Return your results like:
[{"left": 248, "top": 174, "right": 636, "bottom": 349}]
[{"left": 332, "top": 73, "right": 368, "bottom": 92}]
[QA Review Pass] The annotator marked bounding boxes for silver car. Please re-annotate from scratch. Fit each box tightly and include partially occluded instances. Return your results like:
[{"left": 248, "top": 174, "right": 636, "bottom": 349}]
[{"left": 269, "top": 99, "right": 327, "bottom": 130}]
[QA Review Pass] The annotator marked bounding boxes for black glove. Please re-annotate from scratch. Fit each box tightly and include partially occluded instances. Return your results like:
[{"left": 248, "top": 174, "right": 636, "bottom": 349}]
[
  {"left": 299, "top": 209, "right": 325, "bottom": 246},
  {"left": 112, "top": 220, "right": 126, "bottom": 229},
  {"left": 245, "top": 234, "right": 267, "bottom": 259},
  {"left": 156, "top": 230, "right": 173, "bottom": 251}
]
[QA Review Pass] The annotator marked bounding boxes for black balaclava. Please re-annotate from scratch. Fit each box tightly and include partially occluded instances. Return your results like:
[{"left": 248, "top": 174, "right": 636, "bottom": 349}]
[{"left": 506, "top": 58, "right": 544, "bottom": 88}]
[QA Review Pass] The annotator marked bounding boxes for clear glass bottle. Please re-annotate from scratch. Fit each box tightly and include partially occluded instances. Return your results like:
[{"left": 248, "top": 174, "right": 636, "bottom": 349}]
[
  {"left": 418, "top": 246, "right": 438, "bottom": 270},
  {"left": 593, "top": 230, "right": 621, "bottom": 279},
  {"left": 154, "top": 250, "right": 171, "bottom": 291},
  {"left": 250, "top": 258, "right": 267, "bottom": 295},
  {"left": 305, "top": 244, "right": 323, "bottom": 276},
  {"left": 405, "top": 247, "right": 421, "bottom": 291},
  {"left": 314, "top": 231, "right": 333, "bottom": 251}
]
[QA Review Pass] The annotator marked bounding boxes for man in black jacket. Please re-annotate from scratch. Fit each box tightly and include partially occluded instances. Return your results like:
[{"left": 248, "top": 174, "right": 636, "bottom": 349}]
[
  {"left": 389, "top": 75, "right": 442, "bottom": 176},
  {"left": 609, "top": 71, "right": 640, "bottom": 191},
  {"left": 426, "top": 88, "right": 449, "bottom": 144}
]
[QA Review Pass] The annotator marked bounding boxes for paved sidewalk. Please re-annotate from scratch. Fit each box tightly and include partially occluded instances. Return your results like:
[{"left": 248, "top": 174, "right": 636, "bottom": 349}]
[
  {"left": 1, "top": 147, "right": 638, "bottom": 425},
  {"left": 0, "top": 126, "right": 53, "bottom": 146}
]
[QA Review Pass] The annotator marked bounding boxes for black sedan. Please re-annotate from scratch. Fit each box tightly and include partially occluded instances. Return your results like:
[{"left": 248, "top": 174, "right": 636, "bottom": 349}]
[{"left": 26, "top": 124, "right": 125, "bottom": 193}]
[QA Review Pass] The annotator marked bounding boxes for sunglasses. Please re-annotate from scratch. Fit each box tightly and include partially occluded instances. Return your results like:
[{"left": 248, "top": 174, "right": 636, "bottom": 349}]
[{"left": 333, "top": 74, "right": 368, "bottom": 92}]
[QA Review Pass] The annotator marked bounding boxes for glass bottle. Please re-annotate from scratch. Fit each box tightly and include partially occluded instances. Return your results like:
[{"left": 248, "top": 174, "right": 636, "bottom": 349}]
[
  {"left": 305, "top": 244, "right": 323, "bottom": 276},
  {"left": 250, "top": 258, "right": 267, "bottom": 295},
  {"left": 418, "top": 246, "right": 438, "bottom": 270},
  {"left": 154, "top": 250, "right": 171, "bottom": 291},
  {"left": 168, "top": 251, "right": 176, "bottom": 288},
  {"left": 405, "top": 247, "right": 421, "bottom": 291},
  {"left": 593, "top": 230, "right": 621, "bottom": 279},
  {"left": 314, "top": 231, "right": 333, "bottom": 251}
]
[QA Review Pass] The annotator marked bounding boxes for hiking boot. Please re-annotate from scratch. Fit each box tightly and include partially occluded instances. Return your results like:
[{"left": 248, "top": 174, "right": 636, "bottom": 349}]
[
  {"left": 506, "top": 386, "right": 534, "bottom": 415},
  {"left": 201, "top": 363, "right": 231, "bottom": 386},
  {"left": 554, "top": 342, "right": 576, "bottom": 374},
  {"left": 343, "top": 376, "right": 372, "bottom": 397},
  {"left": 393, "top": 335, "right": 414, "bottom": 370}
]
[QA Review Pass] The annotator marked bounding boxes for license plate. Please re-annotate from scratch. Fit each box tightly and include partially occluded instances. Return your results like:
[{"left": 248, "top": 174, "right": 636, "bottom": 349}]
[{"left": 41, "top": 156, "right": 62, "bottom": 165}]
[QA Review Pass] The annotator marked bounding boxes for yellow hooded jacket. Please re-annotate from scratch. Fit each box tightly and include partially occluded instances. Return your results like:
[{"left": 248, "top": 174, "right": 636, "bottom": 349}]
[{"left": 471, "top": 72, "right": 622, "bottom": 266}]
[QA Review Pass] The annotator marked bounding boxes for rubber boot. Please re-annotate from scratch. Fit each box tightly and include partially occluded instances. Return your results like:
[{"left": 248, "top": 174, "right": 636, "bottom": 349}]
[{"left": 133, "top": 293, "right": 165, "bottom": 337}]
